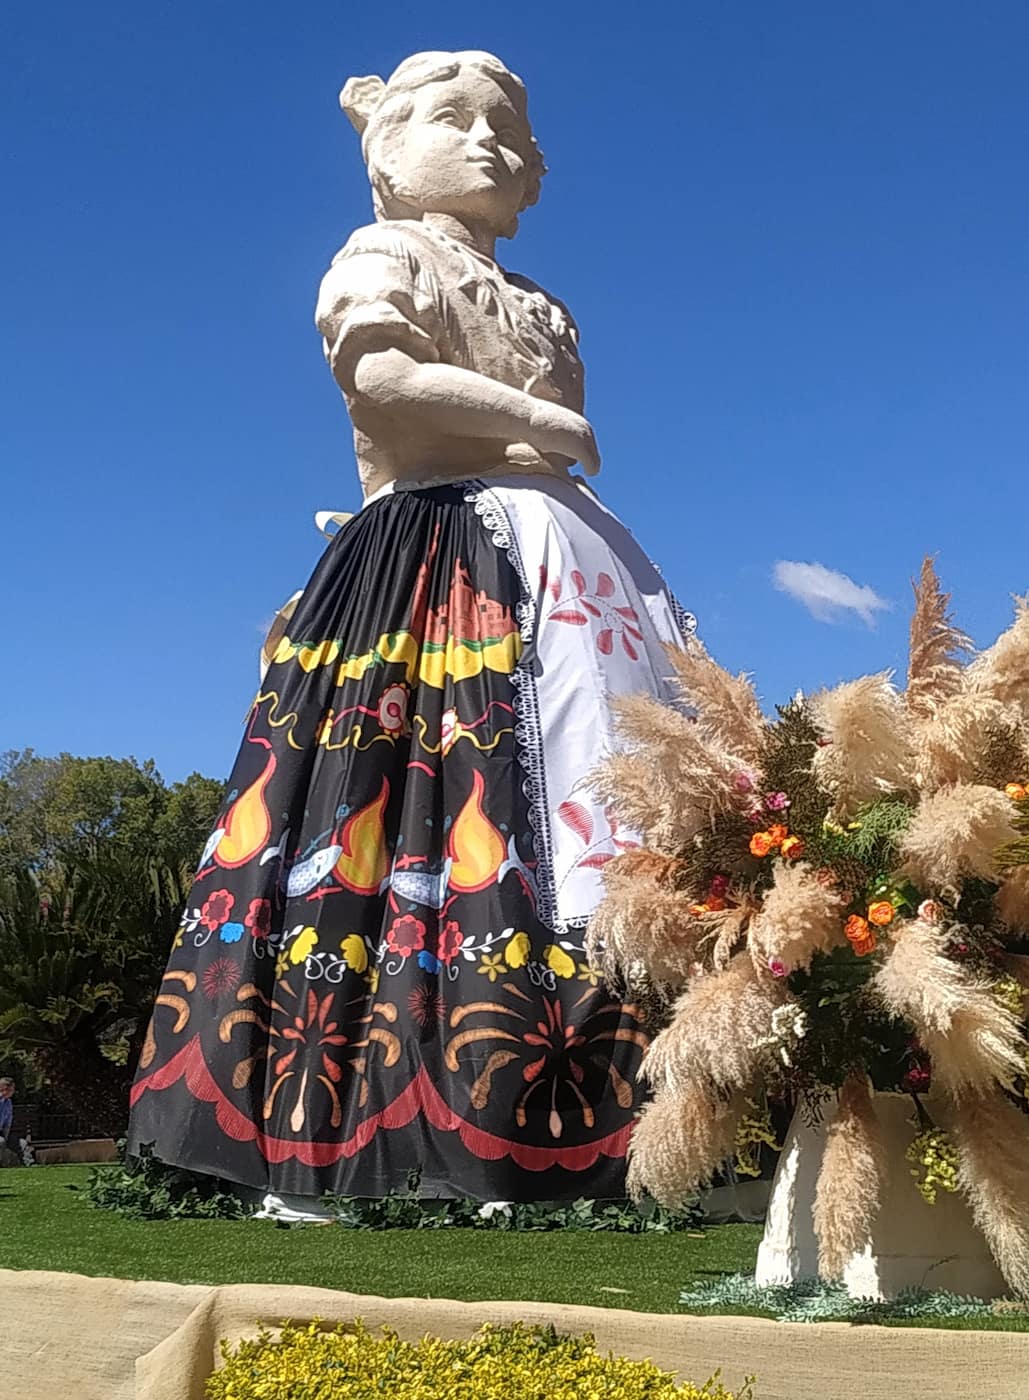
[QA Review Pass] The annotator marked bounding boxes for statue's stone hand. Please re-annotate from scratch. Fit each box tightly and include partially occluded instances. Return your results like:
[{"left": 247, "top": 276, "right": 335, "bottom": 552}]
[{"left": 527, "top": 402, "right": 601, "bottom": 476}]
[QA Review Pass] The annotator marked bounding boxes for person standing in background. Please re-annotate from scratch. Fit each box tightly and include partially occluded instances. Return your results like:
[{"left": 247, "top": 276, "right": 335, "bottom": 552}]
[{"left": 0, "top": 1079, "right": 18, "bottom": 1167}]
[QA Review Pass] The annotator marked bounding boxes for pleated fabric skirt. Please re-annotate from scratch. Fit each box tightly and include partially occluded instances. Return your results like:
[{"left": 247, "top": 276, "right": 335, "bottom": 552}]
[{"left": 128, "top": 474, "right": 692, "bottom": 1199}]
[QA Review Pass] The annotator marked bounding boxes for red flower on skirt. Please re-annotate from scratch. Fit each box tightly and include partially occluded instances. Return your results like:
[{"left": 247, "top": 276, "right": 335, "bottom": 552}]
[
  {"left": 408, "top": 984, "right": 446, "bottom": 1027},
  {"left": 202, "top": 957, "right": 242, "bottom": 1002},
  {"left": 437, "top": 919, "right": 464, "bottom": 965},
  {"left": 244, "top": 898, "right": 272, "bottom": 940},
  {"left": 200, "top": 889, "right": 235, "bottom": 931},
  {"left": 387, "top": 914, "right": 427, "bottom": 958}
]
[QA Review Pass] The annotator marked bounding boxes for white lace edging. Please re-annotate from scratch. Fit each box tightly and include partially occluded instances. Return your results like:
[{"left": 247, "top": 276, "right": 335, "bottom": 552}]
[
  {"left": 464, "top": 482, "right": 572, "bottom": 935},
  {"left": 672, "top": 598, "right": 698, "bottom": 640}
]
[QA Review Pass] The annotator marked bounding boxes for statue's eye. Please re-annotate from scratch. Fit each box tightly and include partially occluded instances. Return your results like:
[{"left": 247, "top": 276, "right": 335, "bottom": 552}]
[{"left": 431, "top": 108, "right": 464, "bottom": 128}]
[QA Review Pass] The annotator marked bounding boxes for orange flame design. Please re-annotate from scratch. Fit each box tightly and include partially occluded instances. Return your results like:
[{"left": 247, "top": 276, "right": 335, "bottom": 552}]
[
  {"left": 333, "top": 778, "right": 391, "bottom": 895},
  {"left": 216, "top": 747, "right": 276, "bottom": 869},
  {"left": 448, "top": 770, "right": 506, "bottom": 893}
]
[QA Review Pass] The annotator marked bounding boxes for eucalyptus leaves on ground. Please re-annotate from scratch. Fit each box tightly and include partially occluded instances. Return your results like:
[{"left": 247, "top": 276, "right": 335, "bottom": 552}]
[{"left": 86, "top": 1151, "right": 702, "bottom": 1230}]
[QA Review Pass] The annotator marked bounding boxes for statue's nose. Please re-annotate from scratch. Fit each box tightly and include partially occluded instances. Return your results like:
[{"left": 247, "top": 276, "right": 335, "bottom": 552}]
[{"left": 468, "top": 116, "right": 498, "bottom": 151}]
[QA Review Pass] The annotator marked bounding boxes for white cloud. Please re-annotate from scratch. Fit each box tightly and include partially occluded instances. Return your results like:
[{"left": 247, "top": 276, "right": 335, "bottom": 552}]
[{"left": 773, "top": 560, "right": 890, "bottom": 627}]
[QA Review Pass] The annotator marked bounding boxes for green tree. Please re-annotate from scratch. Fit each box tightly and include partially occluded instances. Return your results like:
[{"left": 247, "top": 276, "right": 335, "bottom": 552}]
[
  {"left": 0, "top": 752, "right": 223, "bottom": 1134},
  {"left": 0, "top": 750, "right": 223, "bottom": 874},
  {"left": 152, "top": 771, "right": 226, "bottom": 868}
]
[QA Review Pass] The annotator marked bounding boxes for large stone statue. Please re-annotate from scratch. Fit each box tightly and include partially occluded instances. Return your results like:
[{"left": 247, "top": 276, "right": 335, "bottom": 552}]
[{"left": 128, "top": 51, "right": 693, "bottom": 1207}]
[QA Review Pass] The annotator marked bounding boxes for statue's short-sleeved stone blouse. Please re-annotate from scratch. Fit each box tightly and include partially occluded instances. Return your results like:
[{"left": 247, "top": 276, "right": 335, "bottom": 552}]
[{"left": 315, "top": 219, "right": 584, "bottom": 495}]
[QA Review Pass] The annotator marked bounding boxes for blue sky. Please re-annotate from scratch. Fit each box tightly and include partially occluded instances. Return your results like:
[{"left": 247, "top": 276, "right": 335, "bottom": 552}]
[{"left": 3, "top": 1, "right": 1027, "bottom": 782}]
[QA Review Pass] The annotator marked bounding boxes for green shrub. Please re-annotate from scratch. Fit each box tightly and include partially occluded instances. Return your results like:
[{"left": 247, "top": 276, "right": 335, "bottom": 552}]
[
  {"left": 86, "top": 1153, "right": 700, "bottom": 1231},
  {"left": 206, "top": 1320, "right": 755, "bottom": 1399},
  {"left": 326, "top": 1169, "right": 701, "bottom": 1233},
  {"left": 83, "top": 1142, "right": 251, "bottom": 1221}
]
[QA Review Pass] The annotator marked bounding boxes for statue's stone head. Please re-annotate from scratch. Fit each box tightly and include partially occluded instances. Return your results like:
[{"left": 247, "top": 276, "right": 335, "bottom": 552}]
[{"left": 340, "top": 51, "right": 546, "bottom": 240}]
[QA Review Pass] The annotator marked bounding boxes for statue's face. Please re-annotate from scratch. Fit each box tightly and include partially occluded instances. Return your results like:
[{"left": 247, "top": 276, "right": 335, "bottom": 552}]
[{"left": 386, "top": 68, "right": 532, "bottom": 232}]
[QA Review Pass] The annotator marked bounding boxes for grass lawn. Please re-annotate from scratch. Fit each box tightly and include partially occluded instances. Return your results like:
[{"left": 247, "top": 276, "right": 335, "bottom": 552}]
[
  {"left": 4, "top": 1168, "right": 1028, "bottom": 1331},
  {"left": 0, "top": 1166, "right": 759, "bottom": 1314}
]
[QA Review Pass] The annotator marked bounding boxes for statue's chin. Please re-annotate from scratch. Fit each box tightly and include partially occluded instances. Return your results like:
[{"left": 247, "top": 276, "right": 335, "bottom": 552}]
[{"left": 411, "top": 187, "right": 519, "bottom": 233}]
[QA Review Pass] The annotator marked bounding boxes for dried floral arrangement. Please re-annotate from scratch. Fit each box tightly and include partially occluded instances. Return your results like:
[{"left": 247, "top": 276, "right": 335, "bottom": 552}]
[{"left": 586, "top": 560, "right": 1029, "bottom": 1295}]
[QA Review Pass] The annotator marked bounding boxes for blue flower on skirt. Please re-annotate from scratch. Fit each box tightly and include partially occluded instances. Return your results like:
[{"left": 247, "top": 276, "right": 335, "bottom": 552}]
[{"left": 219, "top": 921, "right": 245, "bottom": 944}]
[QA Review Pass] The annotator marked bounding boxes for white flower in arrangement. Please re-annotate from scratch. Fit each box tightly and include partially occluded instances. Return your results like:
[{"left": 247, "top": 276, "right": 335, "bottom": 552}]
[
  {"left": 477, "top": 1201, "right": 513, "bottom": 1220},
  {"left": 751, "top": 1003, "right": 808, "bottom": 1066}
]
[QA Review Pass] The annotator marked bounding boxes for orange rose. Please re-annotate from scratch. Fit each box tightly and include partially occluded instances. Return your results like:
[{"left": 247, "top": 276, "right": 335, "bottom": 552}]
[
  {"left": 750, "top": 832, "right": 775, "bottom": 858},
  {"left": 844, "top": 914, "right": 877, "bottom": 956},
  {"left": 868, "top": 901, "right": 896, "bottom": 927},
  {"left": 780, "top": 835, "right": 805, "bottom": 861},
  {"left": 1005, "top": 782, "right": 1027, "bottom": 801},
  {"left": 705, "top": 896, "right": 727, "bottom": 912},
  {"left": 767, "top": 824, "right": 789, "bottom": 847}
]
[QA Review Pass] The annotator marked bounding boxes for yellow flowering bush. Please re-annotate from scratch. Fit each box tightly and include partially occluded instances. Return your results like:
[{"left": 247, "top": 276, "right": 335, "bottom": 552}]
[
  {"left": 906, "top": 1126, "right": 960, "bottom": 1205},
  {"left": 206, "top": 1320, "right": 756, "bottom": 1400}
]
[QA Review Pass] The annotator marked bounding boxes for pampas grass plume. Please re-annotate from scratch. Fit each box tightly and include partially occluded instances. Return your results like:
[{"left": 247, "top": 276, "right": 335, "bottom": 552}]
[
  {"left": 590, "top": 690, "right": 750, "bottom": 852},
  {"left": 813, "top": 1075, "right": 886, "bottom": 1279},
  {"left": 748, "top": 862, "right": 846, "bottom": 974},
  {"left": 666, "top": 641, "right": 766, "bottom": 766},
  {"left": 873, "top": 916, "right": 1026, "bottom": 1097},
  {"left": 811, "top": 674, "right": 914, "bottom": 818},
  {"left": 966, "top": 596, "right": 1029, "bottom": 716},
  {"left": 608, "top": 691, "right": 756, "bottom": 831},
  {"left": 906, "top": 557, "right": 972, "bottom": 720},
  {"left": 900, "top": 784, "right": 1019, "bottom": 895},
  {"left": 589, "top": 750, "right": 696, "bottom": 854},
  {"left": 585, "top": 867, "right": 703, "bottom": 989},
  {"left": 627, "top": 1088, "right": 739, "bottom": 1206},
  {"left": 950, "top": 1092, "right": 1029, "bottom": 1298},
  {"left": 643, "top": 954, "right": 788, "bottom": 1096},
  {"left": 998, "top": 867, "right": 1029, "bottom": 936},
  {"left": 912, "top": 692, "right": 1012, "bottom": 792},
  {"left": 704, "top": 904, "right": 752, "bottom": 972}
]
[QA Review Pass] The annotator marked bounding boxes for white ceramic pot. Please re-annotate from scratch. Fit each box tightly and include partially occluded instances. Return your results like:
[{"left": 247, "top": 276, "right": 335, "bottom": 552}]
[{"left": 754, "top": 1094, "right": 1007, "bottom": 1299}]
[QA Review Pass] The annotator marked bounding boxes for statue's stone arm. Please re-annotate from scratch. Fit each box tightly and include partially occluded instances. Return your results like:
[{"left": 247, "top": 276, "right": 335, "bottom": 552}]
[{"left": 350, "top": 346, "right": 600, "bottom": 475}]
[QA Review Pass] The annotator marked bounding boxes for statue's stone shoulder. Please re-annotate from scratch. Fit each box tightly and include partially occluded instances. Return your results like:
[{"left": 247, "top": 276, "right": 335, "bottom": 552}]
[
  {"left": 328, "top": 219, "right": 429, "bottom": 269},
  {"left": 315, "top": 221, "right": 453, "bottom": 385}
]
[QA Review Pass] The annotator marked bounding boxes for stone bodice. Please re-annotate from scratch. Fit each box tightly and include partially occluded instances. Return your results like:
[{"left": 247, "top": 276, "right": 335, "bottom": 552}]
[{"left": 315, "top": 219, "right": 584, "bottom": 494}]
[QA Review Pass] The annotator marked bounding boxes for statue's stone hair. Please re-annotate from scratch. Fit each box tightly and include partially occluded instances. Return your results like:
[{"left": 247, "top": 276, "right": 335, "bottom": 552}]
[{"left": 355, "top": 50, "right": 546, "bottom": 237}]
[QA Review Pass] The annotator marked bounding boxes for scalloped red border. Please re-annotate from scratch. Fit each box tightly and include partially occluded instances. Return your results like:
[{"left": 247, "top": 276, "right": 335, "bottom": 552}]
[{"left": 131, "top": 1034, "right": 631, "bottom": 1171}]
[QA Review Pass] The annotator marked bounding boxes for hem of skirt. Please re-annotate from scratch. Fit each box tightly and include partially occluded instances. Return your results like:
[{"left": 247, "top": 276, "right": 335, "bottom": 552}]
[{"left": 130, "top": 1039, "right": 633, "bottom": 1184}]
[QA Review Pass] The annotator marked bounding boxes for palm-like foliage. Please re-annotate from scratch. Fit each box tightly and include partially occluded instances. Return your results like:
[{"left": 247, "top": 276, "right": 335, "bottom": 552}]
[
  {"left": 0, "top": 869, "right": 117, "bottom": 1039},
  {"left": 0, "top": 857, "right": 191, "bottom": 1137}
]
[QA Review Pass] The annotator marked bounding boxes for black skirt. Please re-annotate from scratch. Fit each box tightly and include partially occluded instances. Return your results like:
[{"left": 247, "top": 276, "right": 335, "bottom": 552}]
[{"left": 128, "top": 485, "right": 649, "bottom": 1199}]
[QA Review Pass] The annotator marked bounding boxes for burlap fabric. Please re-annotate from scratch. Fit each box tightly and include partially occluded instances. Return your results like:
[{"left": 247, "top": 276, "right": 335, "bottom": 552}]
[
  {"left": 0, "top": 1269, "right": 209, "bottom": 1400},
  {"left": 2, "top": 1269, "right": 1028, "bottom": 1400}
]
